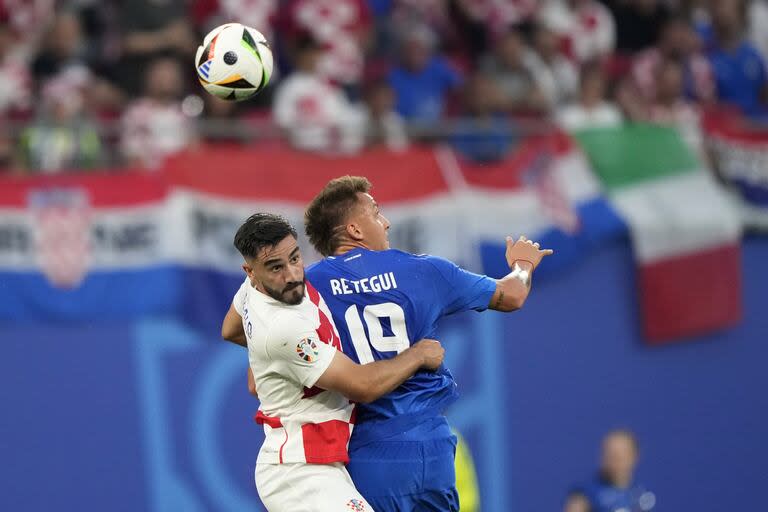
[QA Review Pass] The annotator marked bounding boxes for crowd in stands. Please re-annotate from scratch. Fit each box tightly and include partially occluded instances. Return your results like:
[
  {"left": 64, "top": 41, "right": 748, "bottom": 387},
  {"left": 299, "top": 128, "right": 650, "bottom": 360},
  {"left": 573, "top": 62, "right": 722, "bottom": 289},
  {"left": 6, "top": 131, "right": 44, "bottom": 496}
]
[{"left": 2, "top": 0, "right": 768, "bottom": 172}]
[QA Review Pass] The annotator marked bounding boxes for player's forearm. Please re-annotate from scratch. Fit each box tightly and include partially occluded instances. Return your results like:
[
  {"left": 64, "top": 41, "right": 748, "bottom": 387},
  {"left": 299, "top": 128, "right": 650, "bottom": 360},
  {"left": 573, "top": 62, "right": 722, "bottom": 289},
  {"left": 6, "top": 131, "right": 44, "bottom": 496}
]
[
  {"left": 491, "top": 261, "right": 534, "bottom": 312},
  {"left": 351, "top": 348, "right": 423, "bottom": 403}
]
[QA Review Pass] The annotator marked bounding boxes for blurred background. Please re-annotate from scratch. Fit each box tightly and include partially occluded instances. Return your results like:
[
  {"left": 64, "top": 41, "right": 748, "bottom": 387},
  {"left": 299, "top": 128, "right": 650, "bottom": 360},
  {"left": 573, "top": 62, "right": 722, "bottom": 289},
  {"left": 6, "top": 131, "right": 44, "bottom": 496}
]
[{"left": 1, "top": 0, "right": 767, "bottom": 510}]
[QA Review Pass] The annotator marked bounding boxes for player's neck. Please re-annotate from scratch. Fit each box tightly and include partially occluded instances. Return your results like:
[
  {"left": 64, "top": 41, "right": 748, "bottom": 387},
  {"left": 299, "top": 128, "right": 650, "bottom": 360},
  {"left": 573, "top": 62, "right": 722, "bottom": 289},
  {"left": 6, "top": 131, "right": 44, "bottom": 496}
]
[{"left": 333, "top": 240, "right": 370, "bottom": 256}]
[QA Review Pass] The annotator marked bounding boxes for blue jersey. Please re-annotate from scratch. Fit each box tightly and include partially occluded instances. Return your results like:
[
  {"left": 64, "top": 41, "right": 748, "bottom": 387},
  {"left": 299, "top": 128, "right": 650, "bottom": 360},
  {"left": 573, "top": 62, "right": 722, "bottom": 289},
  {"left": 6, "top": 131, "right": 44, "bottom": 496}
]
[
  {"left": 583, "top": 477, "right": 655, "bottom": 512},
  {"left": 305, "top": 248, "right": 497, "bottom": 428}
]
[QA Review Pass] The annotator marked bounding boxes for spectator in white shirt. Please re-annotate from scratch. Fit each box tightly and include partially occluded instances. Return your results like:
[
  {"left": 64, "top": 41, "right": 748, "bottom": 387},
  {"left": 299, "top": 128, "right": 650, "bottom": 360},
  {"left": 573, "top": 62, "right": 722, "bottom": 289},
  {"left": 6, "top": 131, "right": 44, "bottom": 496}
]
[
  {"left": 273, "top": 37, "right": 362, "bottom": 154},
  {"left": 481, "top": 28, "right": 549, "bottom": 113},
  {"left": 0, "top": 18, "right": 30, "bottom": 119},
  {"left": 120, "top": 57, "right": 196, "bottom": 168},
  {"left": 528, "top": 22, "right": 580, "bottom": 108},
  {"left": 557, "top": 62, "right": 623, "bottom": 131}
]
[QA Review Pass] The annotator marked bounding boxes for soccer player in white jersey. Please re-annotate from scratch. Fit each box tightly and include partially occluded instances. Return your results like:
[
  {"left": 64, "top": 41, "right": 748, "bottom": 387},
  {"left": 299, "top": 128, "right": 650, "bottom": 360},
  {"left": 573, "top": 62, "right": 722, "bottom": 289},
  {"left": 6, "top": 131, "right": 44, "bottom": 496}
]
[{"left": 220, "top": 213, "right": 445, "bottom": 512}]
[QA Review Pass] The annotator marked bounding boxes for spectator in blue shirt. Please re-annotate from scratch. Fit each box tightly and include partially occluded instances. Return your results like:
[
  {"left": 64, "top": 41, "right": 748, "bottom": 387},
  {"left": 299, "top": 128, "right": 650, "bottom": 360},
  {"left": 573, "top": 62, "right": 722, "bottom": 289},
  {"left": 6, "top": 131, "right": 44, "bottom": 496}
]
[
  {"left": 450, "top": 72, "right": 515, "bottom": 163},
  {"left": 387, "top": 24, "right": 461, "bottom": 123},
  {"left": 704, "top": 0, "right": 768, "bottom": 119},
  {"left": 582, "top": 430, "right": 656, "bottom": 512}
]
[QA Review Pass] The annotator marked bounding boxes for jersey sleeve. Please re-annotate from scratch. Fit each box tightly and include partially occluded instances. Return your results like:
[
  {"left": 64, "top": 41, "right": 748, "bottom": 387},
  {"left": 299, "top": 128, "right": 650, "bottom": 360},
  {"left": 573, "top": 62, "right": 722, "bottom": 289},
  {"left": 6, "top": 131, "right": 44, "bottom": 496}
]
[
  {"left": 232, "top": 278, "right": 249, "bottom": 316},
  {"left": 422, "top": 255, "right": 497, "bottom": 315},
  {"left": 265, "top": 311, "right": 337, "bottom": 388}
]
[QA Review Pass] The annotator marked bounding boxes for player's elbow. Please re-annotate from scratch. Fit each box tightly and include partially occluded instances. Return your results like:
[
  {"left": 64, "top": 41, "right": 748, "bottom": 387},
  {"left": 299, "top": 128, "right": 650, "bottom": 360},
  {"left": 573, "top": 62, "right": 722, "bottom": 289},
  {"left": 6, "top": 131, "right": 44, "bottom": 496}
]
[
  {"left": 505, "top": 294, "right": 526, "bottom": 311},
  {"left": 221, "top": 323, "right": 236, "bottom": 341},
  {"left": 346, "top": 385, "right": 377, "bottom": 404}
]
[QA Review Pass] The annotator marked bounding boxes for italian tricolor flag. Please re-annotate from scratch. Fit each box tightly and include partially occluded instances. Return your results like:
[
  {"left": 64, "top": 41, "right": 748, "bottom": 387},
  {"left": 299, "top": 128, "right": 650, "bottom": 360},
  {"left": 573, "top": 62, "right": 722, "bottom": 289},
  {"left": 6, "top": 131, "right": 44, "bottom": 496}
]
[{"left": 575, "top": 124, "right": 743, "bottom": 343}]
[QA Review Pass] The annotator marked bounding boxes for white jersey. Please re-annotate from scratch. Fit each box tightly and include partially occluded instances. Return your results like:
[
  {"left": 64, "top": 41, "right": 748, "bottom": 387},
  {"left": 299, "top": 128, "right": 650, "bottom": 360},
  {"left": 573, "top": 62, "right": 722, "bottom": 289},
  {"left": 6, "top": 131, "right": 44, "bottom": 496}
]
[{"left": 233, "top": 278, "right": 356, "bottom": 465}]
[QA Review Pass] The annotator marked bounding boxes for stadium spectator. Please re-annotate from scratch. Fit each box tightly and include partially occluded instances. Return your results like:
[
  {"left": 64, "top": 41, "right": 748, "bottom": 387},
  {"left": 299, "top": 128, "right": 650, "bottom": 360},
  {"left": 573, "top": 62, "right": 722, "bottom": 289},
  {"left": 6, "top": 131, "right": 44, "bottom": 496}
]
[
  {"left": 603, "top": 0, "right": 672, "bottom": 55},
  {"left": 457, "top": 0, "right": 539, "bottom": 38},
  {"left": 647, "top": 58, "right": 703, "bottom": 152},
  {"left": 480, "top": 29, "right": 548, "bottom": 113},
  {"left": 528, "top": 23, "right": 579, "bottom": 108},
  {"left": 387, "top": 23, "right": 462, "bottom": 123},
  {"left": 538, "top": 0, "right": 616, "bottom": 63},
  {"left": 557, "top": 62, "right": 622, "bottom": 130},
  {"left": 117, "top": 0, "right": 196, "bottom": 96},
  {"left": 120, "top": 57, "right": 196, "bottom": 168},
  {"left": 359, "top": 80, "right": 408, "bottom": 151},
  {"left": 192, "top": 0, "right": 278, "bottom": 43},
  {"left": 702, "top": 0, "right": 768, "bottom": 118},
  {"left": 582, "top": 429, "right": 656, "bottom": 512},
  {"left": 31, "top": 10, "right": 124, "bottom": 115},
  {"left": 0, "top": 17, "right": 31, "bottom": 119},
  {"left": 623, "top": 14, "right": 715, "bottom": 110},
  {"left": 31, "top": 11, "right": 88, "bottom": 82},
  {"left": 388, "top": 0, "right": 460, "bottom": 56},
  {"left": 199, "top": 94, "right": 253, "bottom": 143},
  {"left": 16, "top": 69, "right": 103, "bottom": 173},
  {"left": 273, "top": 37, "right": 362, "bottom": 153},
  {"left": 0, "top": 0, "right": 55, "bottom": 60},
  {"left": 279, "top": 0, "right": 372, "bottom": 96},
  {"left": 450, "top": 72, "right": 514, "bottom": 163},
  {"left": 563, "top": 489, "right": 591, "bottom": 512}
]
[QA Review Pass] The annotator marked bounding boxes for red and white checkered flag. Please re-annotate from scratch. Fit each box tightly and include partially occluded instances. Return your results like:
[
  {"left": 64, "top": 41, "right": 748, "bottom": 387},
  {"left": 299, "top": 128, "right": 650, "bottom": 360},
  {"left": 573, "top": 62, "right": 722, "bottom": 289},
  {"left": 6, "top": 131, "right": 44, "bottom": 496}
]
[{"left": 28, "top": 188, "right": 92, "bottom": 289}]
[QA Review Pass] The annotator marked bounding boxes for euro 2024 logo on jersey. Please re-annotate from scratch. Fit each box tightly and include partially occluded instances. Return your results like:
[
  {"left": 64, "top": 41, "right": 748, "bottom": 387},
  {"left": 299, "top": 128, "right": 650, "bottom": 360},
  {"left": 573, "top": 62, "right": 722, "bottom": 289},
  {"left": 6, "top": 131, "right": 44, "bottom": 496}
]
[
  {"left": 296, "top": 337, "right": 319, "bottom": 362},
  {"left": 28, "top": 188, "right": 92, "bottom": 288},
  {"left": 346, "top": 498, "right": 366, "bottom": 511}
]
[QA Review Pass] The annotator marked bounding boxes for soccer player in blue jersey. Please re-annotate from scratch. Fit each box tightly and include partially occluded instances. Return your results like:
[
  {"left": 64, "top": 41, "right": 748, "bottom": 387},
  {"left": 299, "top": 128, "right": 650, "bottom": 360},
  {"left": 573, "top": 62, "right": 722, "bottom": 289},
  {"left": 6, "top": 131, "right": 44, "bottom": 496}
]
[{"left": 303, "top": 176, "right": 553, "bottom": 511}]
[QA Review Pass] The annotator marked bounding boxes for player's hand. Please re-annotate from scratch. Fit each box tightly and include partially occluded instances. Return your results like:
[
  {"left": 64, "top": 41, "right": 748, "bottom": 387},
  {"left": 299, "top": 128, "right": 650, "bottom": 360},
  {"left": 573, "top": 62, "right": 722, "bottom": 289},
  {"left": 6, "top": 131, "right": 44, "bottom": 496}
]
[
  {"left": 411, "top": 339, "right": 445, "bottom": 371},
  {"left": 505, "top": 235, "right": 553, "bottom": 270}
]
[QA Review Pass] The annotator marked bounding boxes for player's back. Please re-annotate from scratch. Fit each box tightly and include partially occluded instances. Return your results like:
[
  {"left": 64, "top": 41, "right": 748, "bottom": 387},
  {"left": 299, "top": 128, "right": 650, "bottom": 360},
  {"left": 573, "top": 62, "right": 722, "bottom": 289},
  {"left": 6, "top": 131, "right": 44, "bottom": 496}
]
[
  {"left": 232, "top": 278, "right": 355, "bottom": 465},
  {"left": 306, "top": 247, "right": 497, "bottom": 430}
]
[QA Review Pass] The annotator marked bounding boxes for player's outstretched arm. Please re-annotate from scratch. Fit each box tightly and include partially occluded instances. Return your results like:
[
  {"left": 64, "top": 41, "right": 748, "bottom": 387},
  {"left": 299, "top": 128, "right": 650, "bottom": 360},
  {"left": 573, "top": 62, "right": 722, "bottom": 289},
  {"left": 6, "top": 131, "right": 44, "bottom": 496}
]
[
  {"left": 221, "top": 303, "right": 248, "bottom": 347},
  {"left": 489, "top": 236, "right": 553, "bottom": 312},
  {"left": 315, "top": 339, "right": 445, "bottom": 404}
]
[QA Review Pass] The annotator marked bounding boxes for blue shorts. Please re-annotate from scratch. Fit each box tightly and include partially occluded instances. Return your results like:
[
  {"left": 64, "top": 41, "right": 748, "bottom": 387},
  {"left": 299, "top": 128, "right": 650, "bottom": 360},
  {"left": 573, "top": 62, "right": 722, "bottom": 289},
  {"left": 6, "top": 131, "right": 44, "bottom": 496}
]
[{"left": 347, "top": 416, "right": 459, "bottom": 512}]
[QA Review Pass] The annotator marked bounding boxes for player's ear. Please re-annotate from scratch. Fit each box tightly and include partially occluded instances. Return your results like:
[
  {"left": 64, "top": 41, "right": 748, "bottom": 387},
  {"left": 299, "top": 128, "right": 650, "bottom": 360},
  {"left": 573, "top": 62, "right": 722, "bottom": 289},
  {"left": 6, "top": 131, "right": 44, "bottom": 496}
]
[
  {"left": 345, "top": 221, "right": 364, "bottom": 242},
  {"left": 242, "top": 263, "right": 256, "bottom": 281}
]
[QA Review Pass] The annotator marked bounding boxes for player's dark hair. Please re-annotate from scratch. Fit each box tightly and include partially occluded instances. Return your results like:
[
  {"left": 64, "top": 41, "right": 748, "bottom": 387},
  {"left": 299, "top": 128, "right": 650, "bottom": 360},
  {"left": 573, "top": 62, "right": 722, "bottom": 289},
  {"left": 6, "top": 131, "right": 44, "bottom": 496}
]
[
  {"left": 233, "top": 213, "right": 297, "bottom": 260},
  {"left": 304, "top": 176, "right": 372, "bottom": 257}
]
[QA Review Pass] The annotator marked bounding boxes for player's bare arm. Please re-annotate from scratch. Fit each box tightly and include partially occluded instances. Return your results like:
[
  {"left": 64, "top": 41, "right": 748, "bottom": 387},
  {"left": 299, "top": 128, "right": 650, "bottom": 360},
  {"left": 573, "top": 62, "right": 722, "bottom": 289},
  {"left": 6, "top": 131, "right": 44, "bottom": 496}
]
[
  {"left": 221, "top": 302, "right": 247, "bottom": 347},
  {"left": 247, "top": 367, "right": 258, "bottom": 398},
  {"left": 489, "top": 235, "right": 554, "bottom": 312},
  {"left": 315, "top": 339, "right": 445, "bottom": 404}
]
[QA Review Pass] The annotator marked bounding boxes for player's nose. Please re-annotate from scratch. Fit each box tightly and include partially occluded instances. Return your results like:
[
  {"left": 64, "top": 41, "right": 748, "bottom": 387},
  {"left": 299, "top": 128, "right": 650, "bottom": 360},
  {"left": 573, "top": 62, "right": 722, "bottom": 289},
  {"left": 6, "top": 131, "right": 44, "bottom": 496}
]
[{"left": 286, "top": 264, "right": 303, "bottom": 284}]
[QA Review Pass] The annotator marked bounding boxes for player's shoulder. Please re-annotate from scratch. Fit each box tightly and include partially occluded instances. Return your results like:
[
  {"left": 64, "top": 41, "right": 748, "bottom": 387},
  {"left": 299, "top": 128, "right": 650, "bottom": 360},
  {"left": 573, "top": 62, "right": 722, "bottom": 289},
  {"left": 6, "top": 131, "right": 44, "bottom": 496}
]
[
  {"left": 266, "top": 306, "right": 315, "bottom": 341},
  {"left": 385, "top": 249, "right": 454, "bottom": 269},
  {"left": 370, "top": 248, "right": 435, "bottom": 265}
]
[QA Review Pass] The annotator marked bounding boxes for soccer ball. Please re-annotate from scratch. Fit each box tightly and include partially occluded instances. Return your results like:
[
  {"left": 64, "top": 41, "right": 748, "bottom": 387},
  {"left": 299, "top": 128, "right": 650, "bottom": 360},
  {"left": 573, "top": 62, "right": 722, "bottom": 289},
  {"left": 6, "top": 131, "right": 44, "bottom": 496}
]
[{"left": 195, "top": 23, "right": 274, "bottom": 101}]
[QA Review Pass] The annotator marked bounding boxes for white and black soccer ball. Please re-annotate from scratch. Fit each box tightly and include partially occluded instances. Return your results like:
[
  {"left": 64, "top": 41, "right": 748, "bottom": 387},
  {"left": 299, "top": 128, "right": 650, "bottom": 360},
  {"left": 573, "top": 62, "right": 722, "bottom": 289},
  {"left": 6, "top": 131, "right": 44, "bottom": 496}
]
[{"left": 195, "top": 23, "right": 274, "bottom": 101}]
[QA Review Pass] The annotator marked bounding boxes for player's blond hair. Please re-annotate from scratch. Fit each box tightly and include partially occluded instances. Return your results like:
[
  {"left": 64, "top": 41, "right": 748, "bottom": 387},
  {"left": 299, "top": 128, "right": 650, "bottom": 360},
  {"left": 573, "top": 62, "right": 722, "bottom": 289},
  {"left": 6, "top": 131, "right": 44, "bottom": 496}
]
[{"left": 304, "top": 176, "right": 371, "bottom": 257}]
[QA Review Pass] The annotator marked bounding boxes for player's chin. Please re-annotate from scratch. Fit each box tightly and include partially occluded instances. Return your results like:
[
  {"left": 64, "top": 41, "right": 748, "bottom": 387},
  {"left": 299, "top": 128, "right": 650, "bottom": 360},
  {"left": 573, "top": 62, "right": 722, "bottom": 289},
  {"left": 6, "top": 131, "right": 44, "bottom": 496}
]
[{"left": 283, "top": 285, "right": 305, "bottom": 305}]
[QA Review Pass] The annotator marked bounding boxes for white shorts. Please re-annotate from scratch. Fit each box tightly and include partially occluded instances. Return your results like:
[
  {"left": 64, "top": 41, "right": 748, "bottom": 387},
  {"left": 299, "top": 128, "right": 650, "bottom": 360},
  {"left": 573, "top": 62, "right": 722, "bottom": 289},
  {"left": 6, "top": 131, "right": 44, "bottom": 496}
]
[{"left": 255, "top": 462, "right": 374, "bottom": 512}]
